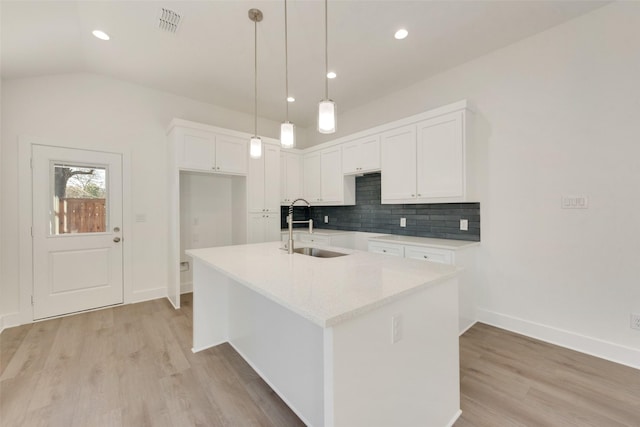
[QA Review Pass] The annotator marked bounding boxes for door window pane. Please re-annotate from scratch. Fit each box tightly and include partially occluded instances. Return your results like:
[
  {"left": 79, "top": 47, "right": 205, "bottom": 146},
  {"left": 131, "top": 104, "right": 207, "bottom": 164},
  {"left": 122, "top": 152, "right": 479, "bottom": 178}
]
[{"left": 52, "top": 164, "right": 107, "bottom": 234}]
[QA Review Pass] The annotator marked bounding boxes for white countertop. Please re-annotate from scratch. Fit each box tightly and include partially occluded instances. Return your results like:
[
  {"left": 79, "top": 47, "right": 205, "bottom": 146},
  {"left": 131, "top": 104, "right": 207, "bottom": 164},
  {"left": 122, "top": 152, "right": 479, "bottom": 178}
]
[
  {"left": 368, "top": 234, "right": 480, "bottom": 250},
  {"left": 187, "top": 242, "right": 458, "bottom": 328}
]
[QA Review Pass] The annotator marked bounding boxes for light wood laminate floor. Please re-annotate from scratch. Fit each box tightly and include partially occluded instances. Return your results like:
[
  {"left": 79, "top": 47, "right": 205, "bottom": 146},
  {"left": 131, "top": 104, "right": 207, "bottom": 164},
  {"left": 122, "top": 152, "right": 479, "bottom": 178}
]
[{"left": 1, "top": 295, "right": 639, "bottom": 426}]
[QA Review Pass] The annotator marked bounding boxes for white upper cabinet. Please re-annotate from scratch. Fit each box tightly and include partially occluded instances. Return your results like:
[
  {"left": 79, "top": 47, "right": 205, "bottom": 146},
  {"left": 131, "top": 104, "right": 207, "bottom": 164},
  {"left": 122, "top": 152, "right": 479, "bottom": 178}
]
[
  {"left": 181, "top": 132, "right": 216, "bottom": 171},
  {"left": 416, "top": 112, "right": 464, "bottom": 199},
  {"left": 280, "top": 151, "right": 303, "bottom": 205},
  {"left": 303, "top": 151, "right": 322, "bottom": 202},
  {"left": 249, "top": 143, "right": 280, "bottom": 213},
  {"left": 320, "top": 147, "right": 343, "bottom": 203},
  {"left": 215, "top": 134, "right": 249, "bottom": 174},
  {"left": 342, "top": 135, "right": 381, "bottom": 175},
  {"left": 380, "top": 125, "right": 417, "bottom": 201},
  {"left": 381, "top": 104, "right": 471, "bottom": 204},
  {"left": 303, "top": 147, "right": 355, "bottom": 205},
  {"left": 172, "top": 124, "right": 248, "bottom": 175}
]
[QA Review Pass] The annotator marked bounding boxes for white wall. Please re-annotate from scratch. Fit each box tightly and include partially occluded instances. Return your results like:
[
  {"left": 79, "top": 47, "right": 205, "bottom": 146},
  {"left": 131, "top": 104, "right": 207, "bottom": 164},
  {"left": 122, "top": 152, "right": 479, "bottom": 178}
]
[
  {"left": 0, "top": 72, "right": 280, "bottom": 321},
  {"left": 0, "top": 3, "right": 4, "bottom": 332},
  {"left": 310, "top": 2, "right": 640, "bottom": 366}
]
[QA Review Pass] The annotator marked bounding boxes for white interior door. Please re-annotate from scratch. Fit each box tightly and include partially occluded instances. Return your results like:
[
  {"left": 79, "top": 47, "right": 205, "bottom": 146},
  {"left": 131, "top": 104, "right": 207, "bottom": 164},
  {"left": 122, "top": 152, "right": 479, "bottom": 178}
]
[{"left": 32, "top": 145, "right": 123, "bottom": 320}]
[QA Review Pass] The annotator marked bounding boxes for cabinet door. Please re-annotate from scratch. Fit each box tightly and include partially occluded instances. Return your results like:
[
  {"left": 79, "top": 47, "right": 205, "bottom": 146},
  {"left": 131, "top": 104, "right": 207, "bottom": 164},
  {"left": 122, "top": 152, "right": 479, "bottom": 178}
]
[
  {"left": 342, "top": 140, "right": 360, "bottom": 174},
  {"left": 264, "top": 145, "right": 281, "bottom": 212},
  {"left": 358, "top": 135, "right": 381, "bottom": 173},
  {"left": 215, "top": 134, "right": 247, "bottom": 174},
  {"left": 264, "top": 214, "right": 282, "bottom": 242},
  {"left": 247, "top": 213, "right": 265, "bottom": 244},
  {"left": 416, "top": 112, "right": 464, "bottom": 199},
  {"left": 281, "top": 152, "right": 303, "bottom": 204},
  {"left": 247, "top": 150, "right": 265, "bottom": 213},
  {"left": 303, "top": 152, "right": 322, "bottom": 202},
  {"left": 321, "top": 147, "right": 342, "bottom": 203},
  {"left": 342, "top": 135, "right": 380, "bottom": 174},
  {"left": 180, "top": 132, "right": 215, "bottom": 171},
  {"left": 286, "top": 153, "right": 303, "bottom": 202},
  {"left": 280, "top": 153, "right": 288, "bottom": 204},
  {"left": 381, "top": 125, "right": 417, "bottom": 202}
]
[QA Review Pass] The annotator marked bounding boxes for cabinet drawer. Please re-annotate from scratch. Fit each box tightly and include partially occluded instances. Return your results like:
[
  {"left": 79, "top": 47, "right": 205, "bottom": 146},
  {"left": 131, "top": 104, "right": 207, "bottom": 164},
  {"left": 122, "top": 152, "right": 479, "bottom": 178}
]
[
  {"left": 404, "top": 246, "right": 453, "bottom": 265},
  {"left": 298, "top": 234, "right": 330, "bottom": 246},
  {"left": 368, "top": 242, "right": 404, "bottom": 257}
]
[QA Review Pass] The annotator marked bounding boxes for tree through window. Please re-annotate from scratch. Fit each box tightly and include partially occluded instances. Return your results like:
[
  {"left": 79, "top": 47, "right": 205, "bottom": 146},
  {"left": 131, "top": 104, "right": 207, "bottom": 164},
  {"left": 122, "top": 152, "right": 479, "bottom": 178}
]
[{"left": 53, "top": 164, "right": 107, "bottom": 234}]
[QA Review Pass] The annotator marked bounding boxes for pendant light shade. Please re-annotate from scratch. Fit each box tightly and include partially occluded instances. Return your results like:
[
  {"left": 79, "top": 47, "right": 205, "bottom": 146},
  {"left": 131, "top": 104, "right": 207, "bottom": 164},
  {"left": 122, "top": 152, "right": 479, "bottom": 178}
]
[
  {"left": 249, "top": 8, "right": 263, "bottom": 159},
  {"left": 250, "top": 136, "right": 262, "bottom": 159},
  {"left": 280, "top": 0, "right": 296, "bottom": 148},
  {"left": 318, "top": 0, "right": 336, "bottom": 134},
  {"left": 280, "top": 121, "right": 295, "bottom": 148},
  {"left": 318, "top": 99, "right": 336, "bottom": 134}
]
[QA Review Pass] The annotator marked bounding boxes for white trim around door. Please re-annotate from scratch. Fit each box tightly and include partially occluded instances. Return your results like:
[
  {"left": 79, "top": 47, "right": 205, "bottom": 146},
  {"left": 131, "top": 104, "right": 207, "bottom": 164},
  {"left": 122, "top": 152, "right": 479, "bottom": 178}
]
[{"left": 17, "top": 136, "right": 133, "bottom": 326}]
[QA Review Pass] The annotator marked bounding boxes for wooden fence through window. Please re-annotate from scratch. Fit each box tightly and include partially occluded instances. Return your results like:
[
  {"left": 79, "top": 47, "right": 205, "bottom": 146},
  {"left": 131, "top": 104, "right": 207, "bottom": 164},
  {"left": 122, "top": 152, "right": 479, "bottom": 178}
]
[{"left": 58, "top": 198, "right": 106, "bottom": 233}]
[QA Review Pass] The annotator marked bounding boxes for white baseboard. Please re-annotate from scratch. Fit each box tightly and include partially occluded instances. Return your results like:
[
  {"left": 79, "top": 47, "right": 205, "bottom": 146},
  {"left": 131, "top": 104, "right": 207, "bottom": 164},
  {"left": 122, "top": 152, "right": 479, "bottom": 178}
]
[
  {"left": 477, "top": 308, "right": 640, "bottom": 370},
  {"left": 0, "top": 312, "right": 23, "bottom": 333},
  {"left": 180, "top": 282, "right": 193, "bottom": 294},
  {"left": 459, "top": 319, "right": 477, "bottom": 336},
  {"left": 445, "top": 409, "right": 462, "bottom": 427},
  {"left": 130, "top": 287, "right": 167, "bottom": 304}
]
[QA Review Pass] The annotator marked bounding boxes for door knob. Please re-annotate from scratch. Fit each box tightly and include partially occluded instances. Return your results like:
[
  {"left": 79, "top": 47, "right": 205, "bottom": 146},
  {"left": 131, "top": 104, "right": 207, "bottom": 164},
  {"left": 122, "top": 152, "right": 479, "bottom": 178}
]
[{"left": 113, "top": 237, "right": 121, "bottom": 243}]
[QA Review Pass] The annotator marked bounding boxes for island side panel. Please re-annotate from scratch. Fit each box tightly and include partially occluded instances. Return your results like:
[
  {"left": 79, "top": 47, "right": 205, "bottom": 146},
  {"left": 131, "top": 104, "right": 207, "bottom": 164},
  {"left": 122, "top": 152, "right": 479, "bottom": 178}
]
[
  {"left": 192, "top": 259, "right": 230, "bottom": 352},
  {"left": 228, "top": 282, "right": 325, "bottom": 427},
  {"left": 324, "top": 277, "right": 461, "bottom": 427}
]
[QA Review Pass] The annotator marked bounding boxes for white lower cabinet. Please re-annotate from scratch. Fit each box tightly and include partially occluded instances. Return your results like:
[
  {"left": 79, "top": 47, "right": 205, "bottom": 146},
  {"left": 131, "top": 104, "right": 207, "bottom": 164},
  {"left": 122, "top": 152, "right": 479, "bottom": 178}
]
[
  {"left": 298, "top": 233, "right": 330, "bottom": 246},
  {"left": 248, "top": 213, "right": 281, "bottom": 244},
  {"left": 368, "top": 241, "right": 404, "bottom": 257},
  {"left": 404, "top": 245, "right": 453, "bottom": 264},
  {"left": 368, "top": 239, "right": 477, "bottom": 335}
]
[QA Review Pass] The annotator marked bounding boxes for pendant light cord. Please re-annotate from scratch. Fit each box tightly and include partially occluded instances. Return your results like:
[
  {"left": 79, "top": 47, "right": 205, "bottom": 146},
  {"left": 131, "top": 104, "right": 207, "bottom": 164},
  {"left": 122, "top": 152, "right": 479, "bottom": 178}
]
[
  {"left": 324, "top": 0, "right": 329, "bottom": 100},
  {"left": 284, "top": 0, "right": 289, "bottom": 121},
  {"left": 254, "top": 17, "right": 258, "bottom": 136}
]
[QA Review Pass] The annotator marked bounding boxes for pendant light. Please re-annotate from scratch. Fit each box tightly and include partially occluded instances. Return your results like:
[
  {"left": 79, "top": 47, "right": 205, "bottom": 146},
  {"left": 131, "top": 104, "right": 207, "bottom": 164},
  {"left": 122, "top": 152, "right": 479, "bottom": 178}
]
[
  {"left": 318, "top": 0, "right": 336, "bottom": 134},
  {"left": 280, "top": 0, "right": 296, "bottom": 148},
  {"left": 249, "top": 8, "right": 263, "bottom": 159}
]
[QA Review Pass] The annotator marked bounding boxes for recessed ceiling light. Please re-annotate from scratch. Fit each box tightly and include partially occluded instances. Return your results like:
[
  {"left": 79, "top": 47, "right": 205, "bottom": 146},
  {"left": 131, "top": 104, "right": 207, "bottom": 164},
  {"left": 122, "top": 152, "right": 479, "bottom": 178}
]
[
  {"left": 394, "top": 29, "right": 408, "bottom": 40},
  {"left": 327, "top": 71, "right": 337, "bottom": 79},
  {"left": 287, "top": 96, "right": 295, "bottom": 102},
  {"left": 92, "top": 30, "right": 110, "bottom": 41}
]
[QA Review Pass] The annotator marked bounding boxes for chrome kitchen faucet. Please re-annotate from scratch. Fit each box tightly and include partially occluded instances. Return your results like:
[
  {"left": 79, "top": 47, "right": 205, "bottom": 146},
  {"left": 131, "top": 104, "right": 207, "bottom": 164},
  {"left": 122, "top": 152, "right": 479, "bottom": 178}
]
[{"left": 287, "top": 198, "right": 313, "bottom": 254}]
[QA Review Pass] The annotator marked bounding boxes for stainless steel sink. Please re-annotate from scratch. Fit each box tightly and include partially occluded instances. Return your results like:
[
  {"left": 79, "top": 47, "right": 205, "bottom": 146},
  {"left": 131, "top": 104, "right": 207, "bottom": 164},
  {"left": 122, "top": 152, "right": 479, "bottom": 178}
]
[{"left": 293, "top": 247, "right": 349, "bottom": 258}]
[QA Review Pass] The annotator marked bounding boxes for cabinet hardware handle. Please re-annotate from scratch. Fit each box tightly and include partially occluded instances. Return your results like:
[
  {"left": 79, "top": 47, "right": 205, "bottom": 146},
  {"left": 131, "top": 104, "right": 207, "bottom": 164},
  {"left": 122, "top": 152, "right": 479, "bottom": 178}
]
[
  {"left": 418, "top": 193, "right": 421, "bottom": 197},
  {"left": 382, "top": 249, "right": 387, "bottom": 253},
  {"left": 423, "top": 255, "right": 428, "bottom": 259},
  {"left": 411, "top": 194, "right": 415, "bottom": 197},
  {"left": 113, "top": 237, "right": 121, "bottom": 243}
]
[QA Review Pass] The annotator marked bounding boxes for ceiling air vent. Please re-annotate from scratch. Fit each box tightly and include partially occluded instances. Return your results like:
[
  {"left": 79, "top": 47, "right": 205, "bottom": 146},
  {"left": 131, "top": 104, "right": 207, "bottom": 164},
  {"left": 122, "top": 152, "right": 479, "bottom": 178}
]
[{"left": 158, "top": 8, "right": 181, "bottom": 34}]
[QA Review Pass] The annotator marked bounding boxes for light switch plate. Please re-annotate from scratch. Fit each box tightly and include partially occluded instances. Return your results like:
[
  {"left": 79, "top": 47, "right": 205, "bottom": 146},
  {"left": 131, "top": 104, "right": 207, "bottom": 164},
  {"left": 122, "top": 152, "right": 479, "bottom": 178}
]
[
  {"left": 562, "top": 195, "right": 589, "bottom": 209},
  {"left": 400, "top": 218, "right": 406, "bottom": 227},
  {"left": 460, "top": 219, "right": 468, "bottom": 231},
  {"left": 324, "top": 216, "right": 329, "bottom": 223}
]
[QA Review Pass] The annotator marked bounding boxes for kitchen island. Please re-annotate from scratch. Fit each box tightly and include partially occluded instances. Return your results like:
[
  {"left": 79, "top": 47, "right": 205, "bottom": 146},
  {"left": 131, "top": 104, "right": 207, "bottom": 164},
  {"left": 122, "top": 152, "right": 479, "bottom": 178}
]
[{"left": 187, "top": 241, "right": 461, "bottom": 427}]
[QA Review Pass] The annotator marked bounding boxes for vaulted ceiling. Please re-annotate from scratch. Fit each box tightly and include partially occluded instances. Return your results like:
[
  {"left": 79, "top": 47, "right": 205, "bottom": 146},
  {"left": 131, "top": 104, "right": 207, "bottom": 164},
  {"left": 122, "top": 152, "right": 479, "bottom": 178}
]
[{"left": 1, "top": 1, "right": 608, "bottom": 128}]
